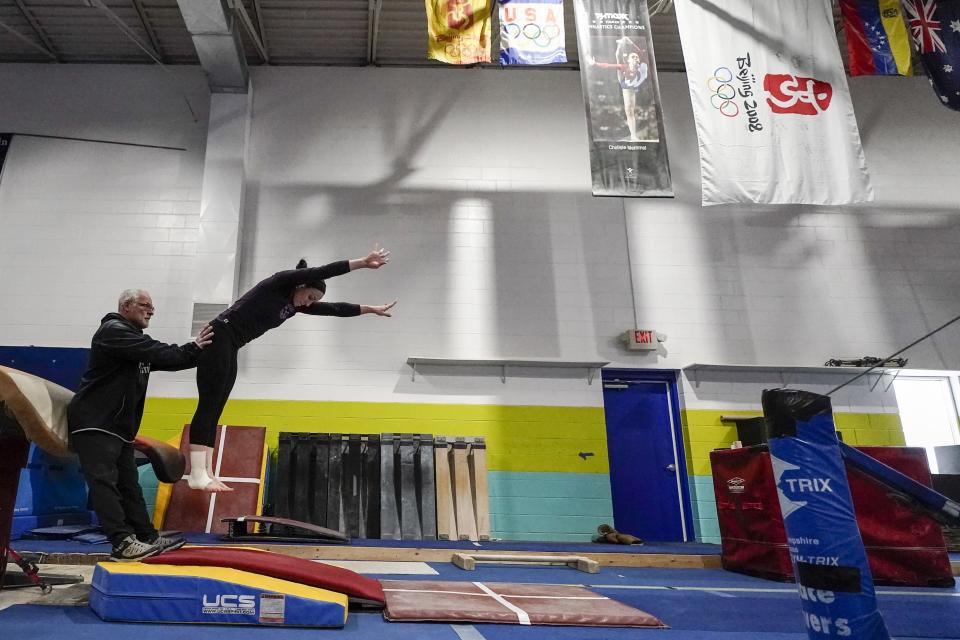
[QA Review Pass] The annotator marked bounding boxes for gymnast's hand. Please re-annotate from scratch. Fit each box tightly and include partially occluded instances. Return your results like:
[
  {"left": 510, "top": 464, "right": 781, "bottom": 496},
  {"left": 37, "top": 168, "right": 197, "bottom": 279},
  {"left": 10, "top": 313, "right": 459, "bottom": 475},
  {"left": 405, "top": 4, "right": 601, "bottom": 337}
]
[
  {"left": 194, "top": 324, "right": 214, "bottom": 349},
  {"left": 362, "top": 301, "right": 397, "bottom": 317},
  {"left": 362, "top": 244, "right": 391, "bottom": 269}
]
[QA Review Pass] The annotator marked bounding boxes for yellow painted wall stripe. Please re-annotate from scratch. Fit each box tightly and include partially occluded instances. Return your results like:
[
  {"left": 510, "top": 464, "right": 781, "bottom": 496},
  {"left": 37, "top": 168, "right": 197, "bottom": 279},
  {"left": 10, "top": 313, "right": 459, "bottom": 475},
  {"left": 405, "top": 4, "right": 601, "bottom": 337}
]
[
  {"left": 142, "top": 399, "right": 609, "bottom": 474},
  {"left": 680, "top": 409, "right": 904, "bottom": 476}
]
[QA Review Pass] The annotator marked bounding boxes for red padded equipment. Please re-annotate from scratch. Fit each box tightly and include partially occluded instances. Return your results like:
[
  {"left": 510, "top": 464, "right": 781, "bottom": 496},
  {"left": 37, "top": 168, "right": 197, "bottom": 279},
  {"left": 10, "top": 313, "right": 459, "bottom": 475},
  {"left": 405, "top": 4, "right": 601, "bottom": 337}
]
[
  {"left": 711, "top": 445, "right": 954, "bottom": 587},
  {"left": 143, "top": 546, "right": 385, "bottom": 606}
]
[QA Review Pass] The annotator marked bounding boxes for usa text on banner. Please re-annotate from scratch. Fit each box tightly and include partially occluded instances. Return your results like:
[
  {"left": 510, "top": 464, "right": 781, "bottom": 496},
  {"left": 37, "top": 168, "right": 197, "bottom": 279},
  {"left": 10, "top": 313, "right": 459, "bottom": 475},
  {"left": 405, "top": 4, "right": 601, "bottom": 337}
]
[
  {"left": 673, "top": 0, "right": 873, "bottom": 206},
  {"left": 572, "top": 0, "right": 673, "bottom": 197},
  {"left": 0, "top": 134, "right": 12, "bottom": 184},
  {"left": 840, "top": 0, "right": 913, "bottom": 76},
  {"left": 906, "top": 0, "right": 960, "bottom": 111},
  {"left": 499, "top": 0, "right": 567, "bottom": 65},
  {"left": 425, "top": 0, "right": 493, "bottom": 65}
]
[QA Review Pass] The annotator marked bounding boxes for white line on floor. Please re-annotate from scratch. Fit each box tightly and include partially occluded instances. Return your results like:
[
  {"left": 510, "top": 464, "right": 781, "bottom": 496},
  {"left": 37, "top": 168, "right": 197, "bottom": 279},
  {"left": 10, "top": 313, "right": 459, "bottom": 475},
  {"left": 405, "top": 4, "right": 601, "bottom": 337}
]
[
  {"left": 451, "top": 624, "right": 486, "bottom": 640},
  {"left": 590, "top": 585, "right": 960, "bottom": 597}
]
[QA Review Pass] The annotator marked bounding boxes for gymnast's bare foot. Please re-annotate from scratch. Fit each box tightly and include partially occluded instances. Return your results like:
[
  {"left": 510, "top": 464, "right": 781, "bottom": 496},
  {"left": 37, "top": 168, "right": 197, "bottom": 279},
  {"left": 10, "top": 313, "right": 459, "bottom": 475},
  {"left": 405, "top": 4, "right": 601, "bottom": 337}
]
[{"left": 186, "top": 474, "right": 234, "bottom": 492}]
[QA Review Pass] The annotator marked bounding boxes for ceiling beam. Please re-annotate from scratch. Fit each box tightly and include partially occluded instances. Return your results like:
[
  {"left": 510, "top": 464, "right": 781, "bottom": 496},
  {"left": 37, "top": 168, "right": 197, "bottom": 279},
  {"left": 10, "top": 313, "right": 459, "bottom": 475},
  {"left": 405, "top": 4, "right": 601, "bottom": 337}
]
[
  {"left": 0, "top": 16, "right": 56, "bottom": 59},
  {"left": 11, "top": 0, "right": 59, "bottom": 61},
  {"left": 248, "top": 0, "right": 270, "bottom": 62},
  {"left": 366, "top": 0, "right": 382, "bottom": 64},
  {"left": 129, "top": 0, "right": 166, "bottom": 63},
  {"left": 86, "top": 0, "right": 163, "bottom": 63},
  {"left": 231, "top": 0, "right": 269, "bottom": 63}
]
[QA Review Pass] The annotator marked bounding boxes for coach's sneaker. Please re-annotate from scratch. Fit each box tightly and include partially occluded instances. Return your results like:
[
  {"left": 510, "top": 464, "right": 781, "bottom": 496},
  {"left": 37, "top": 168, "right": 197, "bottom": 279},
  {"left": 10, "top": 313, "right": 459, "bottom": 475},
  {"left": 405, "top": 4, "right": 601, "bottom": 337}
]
[
  {"left": 146, "top": 534, "right": 186, "bottom": 554},
  {"left": 110, "top": 535, "right": 162, "bottom": 562}
]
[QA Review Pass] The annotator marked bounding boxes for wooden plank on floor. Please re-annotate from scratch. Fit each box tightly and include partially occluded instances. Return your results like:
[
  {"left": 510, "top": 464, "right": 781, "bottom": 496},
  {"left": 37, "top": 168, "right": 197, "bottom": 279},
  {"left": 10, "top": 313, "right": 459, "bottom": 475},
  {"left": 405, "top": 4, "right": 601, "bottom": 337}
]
[
  {"left": 37, "top": 547, "right": 725, "bottom": 570},
  {"left": 434, "top": 437, "right": 457, "bottom": 541},
  {"left": 468, "top": 438, "right": 490, "bottom": 541},
  {"left": 452, "top": 439, "right": 478, "bottom": 541}
]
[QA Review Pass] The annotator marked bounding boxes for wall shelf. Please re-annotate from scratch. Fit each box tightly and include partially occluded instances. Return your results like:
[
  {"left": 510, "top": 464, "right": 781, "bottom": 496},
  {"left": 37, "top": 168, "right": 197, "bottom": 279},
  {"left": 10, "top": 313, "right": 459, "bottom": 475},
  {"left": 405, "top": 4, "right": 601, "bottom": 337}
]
[
  {"left": 406, "top": 357, "right": 610, "bottom": 385},
  {"left": 683, "top": 363, "right": 898, "bottom": 375},
  {"left": 682, "top": 363, "right": 901, "bottom": 392}
]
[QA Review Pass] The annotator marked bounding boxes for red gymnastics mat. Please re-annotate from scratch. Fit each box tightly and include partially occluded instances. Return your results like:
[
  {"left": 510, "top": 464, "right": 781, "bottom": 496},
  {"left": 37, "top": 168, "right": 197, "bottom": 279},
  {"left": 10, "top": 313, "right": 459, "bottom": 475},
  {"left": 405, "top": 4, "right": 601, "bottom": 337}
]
[
  {"left": 144, "top": 546, "right": 385, "bottom": 606},
  {"left": 163, "top": 424, "right": 267, "bottom": 534},
  {"left": 380, "top": 580, "right": 665, "bottom": 627}
]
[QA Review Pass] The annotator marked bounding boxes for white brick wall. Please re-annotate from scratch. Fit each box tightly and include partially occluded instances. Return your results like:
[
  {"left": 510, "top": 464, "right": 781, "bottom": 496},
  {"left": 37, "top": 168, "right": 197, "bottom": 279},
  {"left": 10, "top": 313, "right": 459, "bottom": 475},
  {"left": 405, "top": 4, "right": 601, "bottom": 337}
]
[
  {"left": 1, "top": 65, "right": 958, "bottom": 409},
  {"left": 0, "top": 65, "right": 210, "bottom": 349}
]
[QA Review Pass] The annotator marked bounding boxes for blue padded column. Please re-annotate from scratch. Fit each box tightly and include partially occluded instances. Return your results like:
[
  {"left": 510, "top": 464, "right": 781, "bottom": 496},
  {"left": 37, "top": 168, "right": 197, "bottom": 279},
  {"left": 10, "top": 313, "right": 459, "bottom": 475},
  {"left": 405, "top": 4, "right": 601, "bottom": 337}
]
[{"left": 762, "top": 388, "right": 889, "bottom": 640}]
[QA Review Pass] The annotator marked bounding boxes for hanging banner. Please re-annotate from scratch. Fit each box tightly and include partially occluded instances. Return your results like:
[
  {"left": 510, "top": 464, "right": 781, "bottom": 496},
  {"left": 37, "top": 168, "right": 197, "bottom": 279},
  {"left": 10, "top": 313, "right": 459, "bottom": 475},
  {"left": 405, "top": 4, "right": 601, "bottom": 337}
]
[
  {"left": 674, "top": 0, "right": 874, "bottom": 206},
  {"left": 425, "top": 0, "right": 493, "bottom": 65},
  {"left": 839, "top": 0, "right": 913, "bottom": 76},
  {"left": 905, "top": 0, "right": 960, "bottom": 111},
  {"left": 499, "top": 0, "right": 567, "bottom": 65},
  {"left": 572, "top": 0, "right": 673, "bottom": 197}
]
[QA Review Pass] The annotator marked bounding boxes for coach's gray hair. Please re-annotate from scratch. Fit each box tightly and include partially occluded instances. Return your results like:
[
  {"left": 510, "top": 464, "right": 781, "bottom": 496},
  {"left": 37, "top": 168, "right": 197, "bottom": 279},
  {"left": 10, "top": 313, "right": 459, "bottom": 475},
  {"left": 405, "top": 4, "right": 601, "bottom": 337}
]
[{"left": 118, "top": 289, "right": 146, "bottom": 311}]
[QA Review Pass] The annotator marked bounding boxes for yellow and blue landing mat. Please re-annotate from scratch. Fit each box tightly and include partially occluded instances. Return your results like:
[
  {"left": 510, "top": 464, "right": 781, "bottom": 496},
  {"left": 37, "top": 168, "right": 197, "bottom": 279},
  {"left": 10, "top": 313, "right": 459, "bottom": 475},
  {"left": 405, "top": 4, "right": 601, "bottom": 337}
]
[{"left": 90, "top": 562, "right": 347, "bottom": 627}]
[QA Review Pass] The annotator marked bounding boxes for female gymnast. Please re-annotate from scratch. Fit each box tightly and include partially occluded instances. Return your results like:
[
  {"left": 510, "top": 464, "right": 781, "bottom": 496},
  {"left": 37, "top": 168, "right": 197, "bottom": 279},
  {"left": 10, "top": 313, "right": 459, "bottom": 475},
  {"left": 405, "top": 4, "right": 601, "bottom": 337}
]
[{"left": 186, "top": 245, "right": 396, "bottom": 491}]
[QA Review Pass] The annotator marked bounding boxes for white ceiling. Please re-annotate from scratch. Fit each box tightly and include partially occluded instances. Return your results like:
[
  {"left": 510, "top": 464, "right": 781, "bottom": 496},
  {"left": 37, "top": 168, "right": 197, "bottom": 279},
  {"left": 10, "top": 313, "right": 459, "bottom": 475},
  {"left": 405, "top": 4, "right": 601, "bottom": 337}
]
[{"left": 0, "top": 0, "right": 853, "bottom": 70}]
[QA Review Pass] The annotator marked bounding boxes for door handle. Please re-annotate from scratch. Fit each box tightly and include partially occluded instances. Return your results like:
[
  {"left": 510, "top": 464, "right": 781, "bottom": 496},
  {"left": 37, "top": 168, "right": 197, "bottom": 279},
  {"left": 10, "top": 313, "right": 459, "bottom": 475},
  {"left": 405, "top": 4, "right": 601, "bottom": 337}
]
[{"left": 665, "top": 464, "right": 676, "bottom": 472}]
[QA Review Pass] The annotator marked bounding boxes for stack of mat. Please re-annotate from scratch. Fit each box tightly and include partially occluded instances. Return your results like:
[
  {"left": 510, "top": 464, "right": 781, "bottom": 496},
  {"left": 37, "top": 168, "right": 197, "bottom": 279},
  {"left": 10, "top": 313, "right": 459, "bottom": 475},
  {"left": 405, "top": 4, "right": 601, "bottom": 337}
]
[
  {"left": 273, "top": 432, "right": 381, "bottom": 538},
  {"left": 435, "top": 436, "right": 490, "bottom": 542},
  {"left": 272, "top": 432, "right": 444, "bottom": 540}
]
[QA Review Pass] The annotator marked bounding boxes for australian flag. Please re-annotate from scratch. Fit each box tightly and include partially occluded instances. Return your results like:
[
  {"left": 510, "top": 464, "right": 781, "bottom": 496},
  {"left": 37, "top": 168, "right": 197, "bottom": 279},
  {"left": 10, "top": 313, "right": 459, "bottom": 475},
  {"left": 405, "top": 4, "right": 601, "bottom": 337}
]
[{"left": 905, "top": 0, "right": 960, "bottom": 111}]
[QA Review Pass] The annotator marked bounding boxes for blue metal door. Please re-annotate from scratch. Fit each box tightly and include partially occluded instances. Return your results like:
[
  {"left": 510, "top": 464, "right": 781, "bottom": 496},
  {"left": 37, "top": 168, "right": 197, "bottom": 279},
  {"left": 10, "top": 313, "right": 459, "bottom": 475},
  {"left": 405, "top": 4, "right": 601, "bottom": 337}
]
[{"left": 602, "top": 369, "right": 692, "bottom": 541}]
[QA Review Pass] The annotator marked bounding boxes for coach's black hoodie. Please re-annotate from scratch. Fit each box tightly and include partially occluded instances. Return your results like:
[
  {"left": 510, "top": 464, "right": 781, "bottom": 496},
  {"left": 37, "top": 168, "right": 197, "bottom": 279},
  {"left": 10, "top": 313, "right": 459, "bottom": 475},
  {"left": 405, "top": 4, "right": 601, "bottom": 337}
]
[{"left": 68, "top": 313, "right": 200, "bottom": 442}]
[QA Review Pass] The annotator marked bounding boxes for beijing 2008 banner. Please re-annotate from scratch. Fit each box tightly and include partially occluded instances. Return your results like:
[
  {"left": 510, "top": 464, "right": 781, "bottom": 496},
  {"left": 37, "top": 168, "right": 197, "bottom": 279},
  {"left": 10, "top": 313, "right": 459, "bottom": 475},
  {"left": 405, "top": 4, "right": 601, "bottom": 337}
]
[
  {"left": 572, "top": 0, "right": 673, "bottom": 197},
  {"left": 673, "top": 0, "right": 873, "bottom": 206}
]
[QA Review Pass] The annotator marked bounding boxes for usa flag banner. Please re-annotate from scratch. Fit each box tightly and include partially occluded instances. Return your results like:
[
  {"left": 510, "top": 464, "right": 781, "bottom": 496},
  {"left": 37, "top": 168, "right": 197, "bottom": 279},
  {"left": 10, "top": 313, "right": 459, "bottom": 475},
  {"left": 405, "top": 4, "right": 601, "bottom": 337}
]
[
  {"left": 499, "top": 0, "right": 567, "bottom": 65},
  {"left": 674, "top": 0, "right": 874, "bottom": 206},
  {"left": 905, "top": 0, "right": 960, "bottom": 111},
  {"left": 425, "top": 0, "right": 493, "bottom": 65},
  {"left": 572, "top": 0, "right": 673, "bottom": 197}
]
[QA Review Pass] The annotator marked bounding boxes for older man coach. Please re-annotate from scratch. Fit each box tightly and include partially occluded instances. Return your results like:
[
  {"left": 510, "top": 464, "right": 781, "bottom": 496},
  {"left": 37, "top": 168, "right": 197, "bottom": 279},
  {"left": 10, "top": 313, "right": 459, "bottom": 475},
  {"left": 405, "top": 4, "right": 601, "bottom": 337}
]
[{"left": 68, "top": 289, "right": 213, "bottom": 561}]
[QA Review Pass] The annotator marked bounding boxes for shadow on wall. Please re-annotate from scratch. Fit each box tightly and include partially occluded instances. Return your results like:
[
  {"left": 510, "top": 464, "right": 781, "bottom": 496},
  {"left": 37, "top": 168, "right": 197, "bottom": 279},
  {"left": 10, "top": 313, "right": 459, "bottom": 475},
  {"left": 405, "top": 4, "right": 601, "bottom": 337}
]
[
  {"left": 238, "top": 182, "right": 635, "bottom": 365},
  {"left": 687, "top": 200, "right": 960, "bottom": 369}
]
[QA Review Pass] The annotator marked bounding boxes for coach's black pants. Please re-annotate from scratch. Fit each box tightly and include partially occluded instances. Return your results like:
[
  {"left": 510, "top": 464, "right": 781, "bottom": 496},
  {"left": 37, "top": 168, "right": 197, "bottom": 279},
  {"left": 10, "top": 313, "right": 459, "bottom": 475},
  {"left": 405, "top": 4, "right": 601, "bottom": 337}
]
[{"left": 72, "top": 431, "right": 156, "bottom": 548}]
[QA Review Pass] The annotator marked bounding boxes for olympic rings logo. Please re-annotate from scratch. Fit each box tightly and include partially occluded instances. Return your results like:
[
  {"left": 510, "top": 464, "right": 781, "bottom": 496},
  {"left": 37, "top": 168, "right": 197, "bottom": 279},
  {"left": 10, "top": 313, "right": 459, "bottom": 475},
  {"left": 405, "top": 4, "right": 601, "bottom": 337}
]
[
  {"left": 501, "top": 22, "right": 561, "bottom": 47},
  {"left": 706, "top": 67, "right": 739, "bottom": 117},
  {"left": 444, "top": 40, "right": 484, "bottom": 60}
]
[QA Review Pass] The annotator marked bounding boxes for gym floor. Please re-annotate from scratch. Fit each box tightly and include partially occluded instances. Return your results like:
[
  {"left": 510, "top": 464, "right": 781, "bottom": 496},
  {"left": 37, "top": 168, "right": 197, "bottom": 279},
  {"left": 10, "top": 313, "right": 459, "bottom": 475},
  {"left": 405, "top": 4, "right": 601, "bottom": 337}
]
[{"left": 2, "top": 550, "right": 959, "bottom": 639}]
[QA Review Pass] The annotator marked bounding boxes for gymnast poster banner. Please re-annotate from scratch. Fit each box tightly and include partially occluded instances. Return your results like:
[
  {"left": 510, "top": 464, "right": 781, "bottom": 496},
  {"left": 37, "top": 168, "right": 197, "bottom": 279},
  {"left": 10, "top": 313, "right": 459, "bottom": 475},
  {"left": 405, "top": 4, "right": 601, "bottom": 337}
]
[
  {"left": 425, "top": 0, "right": 493, "bottom": 64},
  {"left": 674, "top": 0, "right": 874, "bottom": 206},
  {"left": 498, "top": 0, "right": 567, "bottom": 65},
  {"left": 572, "top": 0, "right": 673, "bottom": 197}
]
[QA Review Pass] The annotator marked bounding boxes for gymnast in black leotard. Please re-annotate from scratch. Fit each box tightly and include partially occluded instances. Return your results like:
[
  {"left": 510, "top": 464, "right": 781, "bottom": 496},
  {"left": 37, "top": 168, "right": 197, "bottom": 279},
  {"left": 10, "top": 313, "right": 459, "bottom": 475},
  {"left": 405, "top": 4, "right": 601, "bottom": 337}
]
[{"left": 186, "top": 246, "right": 395, "bottom": 492}]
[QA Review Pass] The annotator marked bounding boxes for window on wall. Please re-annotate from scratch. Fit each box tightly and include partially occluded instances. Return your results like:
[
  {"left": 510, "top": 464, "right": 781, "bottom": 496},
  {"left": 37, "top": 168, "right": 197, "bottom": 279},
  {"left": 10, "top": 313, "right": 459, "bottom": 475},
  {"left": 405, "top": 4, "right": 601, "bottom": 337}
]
[{"left": 892, "top": 377, "right": 960, "bottom": 474}]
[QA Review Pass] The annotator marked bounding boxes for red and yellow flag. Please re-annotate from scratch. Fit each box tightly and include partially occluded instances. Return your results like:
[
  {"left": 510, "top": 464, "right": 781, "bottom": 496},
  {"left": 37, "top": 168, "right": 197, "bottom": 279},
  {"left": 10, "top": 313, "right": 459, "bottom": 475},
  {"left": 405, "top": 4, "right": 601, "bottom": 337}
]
[{"left": 425, "top": 0, "right": 493, "bottom": 64}]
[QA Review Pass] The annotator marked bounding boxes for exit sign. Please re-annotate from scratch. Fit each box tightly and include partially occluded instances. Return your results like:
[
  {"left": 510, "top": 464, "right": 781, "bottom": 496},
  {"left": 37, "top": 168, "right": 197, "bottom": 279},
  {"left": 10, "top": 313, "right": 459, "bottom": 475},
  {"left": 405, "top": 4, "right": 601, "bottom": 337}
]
[{"left": 625, "top": 329, "right": 658, "bottom": 351}]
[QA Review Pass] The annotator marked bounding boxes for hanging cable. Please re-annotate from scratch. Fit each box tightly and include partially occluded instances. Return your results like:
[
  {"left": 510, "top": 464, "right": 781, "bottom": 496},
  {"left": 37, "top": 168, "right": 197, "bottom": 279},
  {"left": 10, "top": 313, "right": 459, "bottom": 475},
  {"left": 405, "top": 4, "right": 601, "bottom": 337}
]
[{"left": 826, "top": 312, "right": 960, "bottom": 396}]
